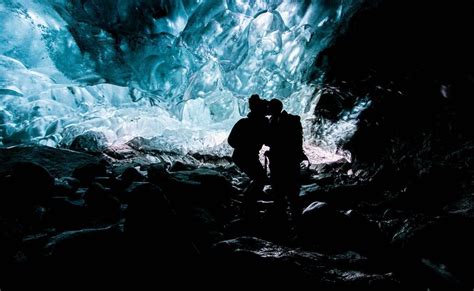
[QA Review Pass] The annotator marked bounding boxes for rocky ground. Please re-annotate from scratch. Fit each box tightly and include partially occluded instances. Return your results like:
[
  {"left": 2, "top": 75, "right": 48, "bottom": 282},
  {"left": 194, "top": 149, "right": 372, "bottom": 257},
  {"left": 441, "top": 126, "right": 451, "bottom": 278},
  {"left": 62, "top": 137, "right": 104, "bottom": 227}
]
[{"left": 1, "top": 134, "right": 473, "bottom": 289}]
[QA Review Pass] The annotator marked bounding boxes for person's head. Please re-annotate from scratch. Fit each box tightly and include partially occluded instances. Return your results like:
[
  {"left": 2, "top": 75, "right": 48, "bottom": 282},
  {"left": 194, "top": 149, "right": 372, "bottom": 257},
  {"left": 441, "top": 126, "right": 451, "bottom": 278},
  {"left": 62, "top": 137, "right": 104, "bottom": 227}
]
[
  {"left": 269, "top": 98, "right": 283, "bottom": 116},
  {"left": 248, "top": 94, "right": 261, "bottom": 112}
]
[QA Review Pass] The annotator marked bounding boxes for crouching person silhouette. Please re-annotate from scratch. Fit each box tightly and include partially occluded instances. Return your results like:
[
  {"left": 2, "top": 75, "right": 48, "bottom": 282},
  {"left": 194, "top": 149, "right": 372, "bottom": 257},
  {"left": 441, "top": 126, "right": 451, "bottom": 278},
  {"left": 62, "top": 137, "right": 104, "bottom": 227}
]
[
  {"left": 265, "top": 98, "right": 306, "bottom": 237},
  {"left": 228, "top": 94, "right": 269, "bottom": 222}
]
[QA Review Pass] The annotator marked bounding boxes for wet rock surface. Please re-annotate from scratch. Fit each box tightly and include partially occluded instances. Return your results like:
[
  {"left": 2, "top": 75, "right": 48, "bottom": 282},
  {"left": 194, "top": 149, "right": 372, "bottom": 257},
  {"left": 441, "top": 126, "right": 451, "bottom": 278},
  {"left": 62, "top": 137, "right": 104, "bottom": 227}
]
[{"left": 211, "top": 237, "right": 399, "bottom": 288}]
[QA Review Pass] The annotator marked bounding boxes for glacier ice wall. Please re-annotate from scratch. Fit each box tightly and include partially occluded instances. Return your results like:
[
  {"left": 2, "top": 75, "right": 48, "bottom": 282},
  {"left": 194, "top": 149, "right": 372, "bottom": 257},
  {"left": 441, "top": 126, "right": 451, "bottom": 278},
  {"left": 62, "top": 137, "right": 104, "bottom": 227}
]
[{"left": 0, "top": 0, "right": 359, "bottom": 158}]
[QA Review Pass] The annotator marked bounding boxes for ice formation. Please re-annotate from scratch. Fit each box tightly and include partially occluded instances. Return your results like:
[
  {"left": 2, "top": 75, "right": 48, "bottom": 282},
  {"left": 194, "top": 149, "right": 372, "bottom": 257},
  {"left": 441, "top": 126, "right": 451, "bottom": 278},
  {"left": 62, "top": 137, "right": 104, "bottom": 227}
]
[{"left": 0, "top": 0, "right": 360, "bottom": 161}]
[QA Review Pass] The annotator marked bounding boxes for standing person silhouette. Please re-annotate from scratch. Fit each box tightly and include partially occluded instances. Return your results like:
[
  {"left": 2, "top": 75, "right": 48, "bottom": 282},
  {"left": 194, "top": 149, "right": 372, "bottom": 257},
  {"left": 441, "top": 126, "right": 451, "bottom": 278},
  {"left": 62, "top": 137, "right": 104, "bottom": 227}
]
[
  {"left": 228, "top": 94, "right": 269, "bottom": 222},
  {"left": 265, "top": 98, "right": 306, "bottom": 235}
]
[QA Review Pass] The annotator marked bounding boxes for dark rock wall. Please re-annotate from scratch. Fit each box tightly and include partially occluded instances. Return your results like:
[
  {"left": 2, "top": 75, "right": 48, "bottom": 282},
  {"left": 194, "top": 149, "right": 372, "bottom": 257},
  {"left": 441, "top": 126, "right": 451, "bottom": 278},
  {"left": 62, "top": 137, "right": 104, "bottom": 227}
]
[{"left": 314, "top": 0, "right": 474, "bottom": 192}]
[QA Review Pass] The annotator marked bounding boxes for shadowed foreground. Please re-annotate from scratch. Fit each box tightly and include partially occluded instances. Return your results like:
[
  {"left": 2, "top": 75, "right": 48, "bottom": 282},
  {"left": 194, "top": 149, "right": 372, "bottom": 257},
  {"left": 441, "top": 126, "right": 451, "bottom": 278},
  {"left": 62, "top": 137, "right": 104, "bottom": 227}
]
[{"left": 1, "top": 144, "right": 472, "bottom": 289}]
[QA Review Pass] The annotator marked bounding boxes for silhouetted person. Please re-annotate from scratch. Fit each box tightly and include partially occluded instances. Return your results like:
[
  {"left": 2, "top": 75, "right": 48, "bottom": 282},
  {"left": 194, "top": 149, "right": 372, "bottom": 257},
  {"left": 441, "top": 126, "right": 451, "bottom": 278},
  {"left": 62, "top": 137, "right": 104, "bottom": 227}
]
[
  {"left": 265, "top": 98, "right": 305, "bottom": 234},
  {"left": 228, "top": 94, "right": 269, "bottom": 221}
]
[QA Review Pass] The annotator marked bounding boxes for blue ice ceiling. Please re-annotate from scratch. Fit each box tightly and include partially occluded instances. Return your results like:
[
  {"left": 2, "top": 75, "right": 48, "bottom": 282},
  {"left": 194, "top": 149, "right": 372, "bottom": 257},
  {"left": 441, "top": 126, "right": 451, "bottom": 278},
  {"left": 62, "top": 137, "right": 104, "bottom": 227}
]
[{"left": 0, "top": 0, "right": 358, "bottom": 156}]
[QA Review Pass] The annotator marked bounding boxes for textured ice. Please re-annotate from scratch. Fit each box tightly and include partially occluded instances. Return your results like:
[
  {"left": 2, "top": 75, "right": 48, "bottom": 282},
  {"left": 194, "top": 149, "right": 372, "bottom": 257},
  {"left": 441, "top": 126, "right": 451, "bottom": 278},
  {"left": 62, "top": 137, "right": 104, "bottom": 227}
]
[{"left": 0, "top": 0, "right": 360, "bottom": 160}]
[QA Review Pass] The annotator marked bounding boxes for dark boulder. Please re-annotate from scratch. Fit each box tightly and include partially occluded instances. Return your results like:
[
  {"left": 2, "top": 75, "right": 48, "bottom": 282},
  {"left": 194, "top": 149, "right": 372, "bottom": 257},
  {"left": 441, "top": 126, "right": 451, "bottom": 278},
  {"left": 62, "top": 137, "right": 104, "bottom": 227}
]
[
  {"left": 169, "top": 168, "right": 234, "bottom": 207},
  {"left": 391, "top": 214, "right": 474, "bottom": 287},
  {"left": 0, "top": 145, "right": 100, "bottom": 177},
  {"left": 72, "top": 162, "right": 107, "bottom": 185},
  {"left": 120, "top": 167, "right": 144, "bottom": 186},
  {"left": 189, "top": 207, "right": 223, "bottom": 251},
  {"left": 45, "top": 197, "right": 88, "bottom": 230},
  {"left": 169, "top": 161, "right": 197, "bottom": 172},
  {"left": 0, "top": 217, "right": 25, "bottom": 265},
  {"left": 300, "top": 202, "right": 386, "bottom": 253},
  {"left": 0, "top": 162, "right": 54, "bottom": 214},
  {"left": 53, "top": 178, "right": 77, "bottom": 198},
  {"left": 124, "top": 183, "right": 175, "bottom": 237},
  {"left": 69, "top": 131, "right": 108, "bottom": 154},
  {"left": 147, "top": 165, "right": 234, "bottom": 209},
  {"left": 145, "top": 162, "right": 171, "bottom": 184},
  {"left": 110, "top": 167, "right": 145, "bottom": 196},
  {"left": 300, "top": 201, "right": 348, "bottom": 248},
  {"left": 124, "top": 183, "right": 198, "bottom": 268},
  {"left": 84, "top": 182, "right": 120, "bottom": 224}
]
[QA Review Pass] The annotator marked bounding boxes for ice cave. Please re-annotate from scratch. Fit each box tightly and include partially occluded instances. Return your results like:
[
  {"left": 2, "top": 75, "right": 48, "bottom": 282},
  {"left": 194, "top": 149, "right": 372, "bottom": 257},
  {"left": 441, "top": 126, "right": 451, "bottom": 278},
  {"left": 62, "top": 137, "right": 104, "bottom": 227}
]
[
  {"left": 0, "top": 0, "right": 363, "bottom": 162},
  {"left": 2, "top": 0, "right": 474, "bottom": 288}
]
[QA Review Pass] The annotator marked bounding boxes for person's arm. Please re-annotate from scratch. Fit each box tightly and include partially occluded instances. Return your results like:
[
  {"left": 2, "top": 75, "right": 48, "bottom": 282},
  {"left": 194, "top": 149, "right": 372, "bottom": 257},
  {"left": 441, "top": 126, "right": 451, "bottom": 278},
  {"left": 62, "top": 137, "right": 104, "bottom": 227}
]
[{"left": 228, "top": 119, "right": 244, "bottom": 148}]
